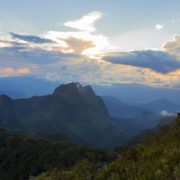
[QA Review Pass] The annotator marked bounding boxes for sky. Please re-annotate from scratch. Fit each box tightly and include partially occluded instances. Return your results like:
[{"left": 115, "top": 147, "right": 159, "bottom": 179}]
[{"left": 0, "top": 0, "right": 180, "bottom": 89}]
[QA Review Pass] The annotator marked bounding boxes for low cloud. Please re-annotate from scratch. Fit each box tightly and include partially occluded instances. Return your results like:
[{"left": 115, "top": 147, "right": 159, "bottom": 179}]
[
  {"left": 103, "top": 50, "right": 180, "bottom": 73},
  {"left": 10, "top": 32, "right": 53, "bottom": 44},
  {"left": 0, "top": 44, "right": 82, "bottom": 65},
  {"left": 3, "top": 67, "right": 15, "bottom": 75},
  {"left": 2, "top": 67, "right": 31, "bottom": 76},
  {"left": 17, "top": 68, "right": 30, "bottom": 74},
  {"left": 160, "top": 110, "right": 176, "bottom": 117}
]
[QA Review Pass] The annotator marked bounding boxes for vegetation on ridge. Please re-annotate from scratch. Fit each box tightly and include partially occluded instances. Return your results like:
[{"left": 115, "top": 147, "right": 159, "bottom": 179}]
[
  {"left": 37, "top": 116, "right": 180, "bottom": 180},
  {"left": 0, "top": 128, "right": 113, "bottom": 180}
]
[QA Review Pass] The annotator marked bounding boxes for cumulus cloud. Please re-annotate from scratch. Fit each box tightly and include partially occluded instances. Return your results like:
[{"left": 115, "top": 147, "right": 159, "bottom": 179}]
[
  {"left": 42, "top": 11, "right": 115, "bottom": 58},
  {"left": 64, "top": 11, "right": 103, "bottom": 32},
  {"left": 42, "top": 32, "right": 97, "bottom": 54},
  {"left": 44, "top": 30, "right": 113, "bottom": 58},
  {"left": 1, "top": 67, "right": 30, "bottom": 76},
  {"left": 64, "top": 37, "right": 95, "bottom": 53},
  {"left": 155, "top": 24, "right": 164, "bottom": 30},
  {"left": 51, "top": 37, "right": 95, "bottom": 54},
  {"left": 17, "top": 67, "right": 30, "bottom": 74},
  {"left": 44, "top": 13, "right": 114, "bottom": 57},
  {"left": 3, "top": 67, "right": 15, "bottom": 75},
  {"left": 103, "top": 50, "right": 180, "bottom": 73},
  {"left": 163, "top": 36, "right": 180, "bottom": 57}
]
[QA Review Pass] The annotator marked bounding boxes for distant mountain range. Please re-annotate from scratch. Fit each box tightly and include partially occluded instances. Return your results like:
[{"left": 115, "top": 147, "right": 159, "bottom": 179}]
[
  {"left": 102, "top": 96, "right": 179, "bottom": 133},
  {"left": 92, "top": 82, "right": 180, "bottom": 104},
  {"left": 102, "top": 96, "right": 148, "bottom": 119},
  {"left": 140, "top": 98, "right": 180, "bottom": 112},
  {"left": 0, "top": 76, "right": 180, "bottom": 104}
]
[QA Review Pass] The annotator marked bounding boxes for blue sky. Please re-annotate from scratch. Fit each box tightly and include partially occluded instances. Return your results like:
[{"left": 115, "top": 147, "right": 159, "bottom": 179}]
[
  {"left": 0, "top": 0, "right": 180, "bottom": 89},
  {"left": 1, "top": 0, "right": 180, "bottom": 35}
]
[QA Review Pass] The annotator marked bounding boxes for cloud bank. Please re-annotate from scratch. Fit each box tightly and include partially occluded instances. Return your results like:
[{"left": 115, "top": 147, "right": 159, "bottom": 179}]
[{"left": 0, "top": 12, "right": 180, "bottom": 89}]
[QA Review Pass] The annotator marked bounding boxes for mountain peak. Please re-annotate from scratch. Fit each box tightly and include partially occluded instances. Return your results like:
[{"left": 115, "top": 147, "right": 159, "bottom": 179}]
[{"left": 53, "top": 82, "right": 95, "bottom": 97}]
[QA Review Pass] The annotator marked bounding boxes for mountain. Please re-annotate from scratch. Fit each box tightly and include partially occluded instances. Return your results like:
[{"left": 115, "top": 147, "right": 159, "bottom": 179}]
[
  {"left": 102, "top": 96, "right": 162, "bottom": 133},
  {"left": 133, "top": 111, "right": 161, "bottom": 129},
  {"left": 142, "top": 98, "right": 180, "bottom": 112},
  {"left": 111, "top": 117, "right": 145, "bottom": 136},
  {"left": 1, "top": 82, "right": 180, "bottom": 179},
  {"left": 102, "top": 96, "right": 147, "bottom": 119},
  {"left": 0, "top": 82, "right": 130, "bottom": 149},
  {"left": 92, "top": 83, "right": 180, "bottom": 104}
]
